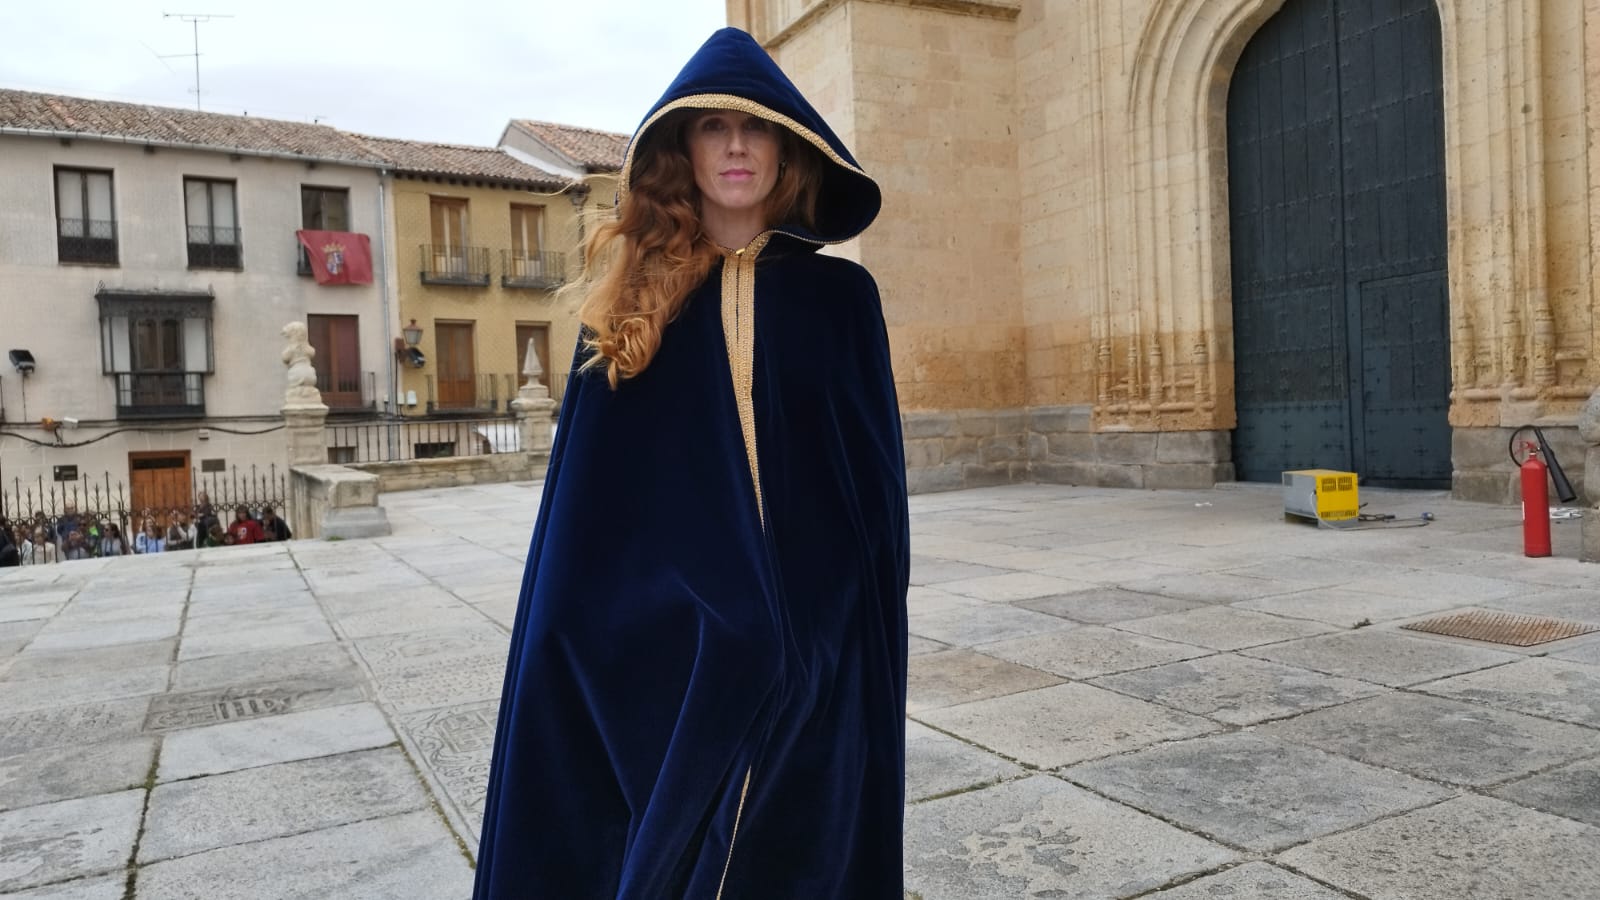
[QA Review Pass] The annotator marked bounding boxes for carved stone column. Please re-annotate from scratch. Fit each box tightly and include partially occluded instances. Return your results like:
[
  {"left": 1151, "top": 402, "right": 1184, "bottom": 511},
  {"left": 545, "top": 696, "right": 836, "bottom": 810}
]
[{"left": 1579, "top": 386, "right": 1600, "bottom": 562}]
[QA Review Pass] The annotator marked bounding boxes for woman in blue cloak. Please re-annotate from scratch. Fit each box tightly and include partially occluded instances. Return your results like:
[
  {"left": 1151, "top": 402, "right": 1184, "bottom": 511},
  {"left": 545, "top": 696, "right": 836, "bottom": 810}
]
[{"left": 473, "top": 27, "right": 910, "bottom": 900}]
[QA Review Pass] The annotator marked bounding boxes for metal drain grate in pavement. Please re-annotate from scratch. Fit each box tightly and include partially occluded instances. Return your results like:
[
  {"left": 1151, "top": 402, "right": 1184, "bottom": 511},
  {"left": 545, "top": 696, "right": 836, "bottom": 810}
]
[{"left": 1400, "top": 610, "right": 1599, "bottom": 647}]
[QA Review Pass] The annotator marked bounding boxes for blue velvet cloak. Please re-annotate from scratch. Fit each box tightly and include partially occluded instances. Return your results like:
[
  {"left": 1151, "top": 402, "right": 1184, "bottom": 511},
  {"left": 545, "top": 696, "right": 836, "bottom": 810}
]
[{"left": 473, "top": 28, "right": 910, "bottom": 899}]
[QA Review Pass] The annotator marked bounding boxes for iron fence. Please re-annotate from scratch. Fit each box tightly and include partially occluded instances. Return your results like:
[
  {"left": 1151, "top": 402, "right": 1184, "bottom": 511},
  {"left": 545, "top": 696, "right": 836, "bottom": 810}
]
[
  {"left": 325, "top": 416, "right": 521, "bottom": 464},
  {"left": 424, "top": 373, "right": 518, "bottom": 413},
  {"left": 1, "top": 464, "right": 289, "bottom": 564},
  {"left": 186, "top": 225, "right": 243, "bottom": 269},
  {"left": 501, "top": 250, "right": 566, "bottom": 289},
  {"left": 420, "top": 244, "right": 491, "bottom": 286},
  {"left": 57, "top": 218, "right": 119, "bottom": 265},
  {"left": 111, "top": 372, "right": 206, "bottom": 418}
]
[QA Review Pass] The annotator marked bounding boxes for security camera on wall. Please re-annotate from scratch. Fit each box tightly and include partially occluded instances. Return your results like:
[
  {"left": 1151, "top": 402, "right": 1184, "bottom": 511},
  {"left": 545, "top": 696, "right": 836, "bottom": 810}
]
[{"left": 9, "top": 349, "right": 36, "bottom": 375}]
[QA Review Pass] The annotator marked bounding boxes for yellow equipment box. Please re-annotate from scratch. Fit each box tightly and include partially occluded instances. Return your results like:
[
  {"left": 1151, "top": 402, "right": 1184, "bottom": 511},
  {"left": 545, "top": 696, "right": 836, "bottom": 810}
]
[{"left": 1282, "top": 469, "right": 1359, "bottom": 523}]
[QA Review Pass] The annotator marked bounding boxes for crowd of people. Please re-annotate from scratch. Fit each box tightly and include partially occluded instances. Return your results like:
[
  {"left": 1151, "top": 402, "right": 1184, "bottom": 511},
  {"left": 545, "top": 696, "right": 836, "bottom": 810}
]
[{"left": 0, "top": 493, "right": 291, "bottom": 567}]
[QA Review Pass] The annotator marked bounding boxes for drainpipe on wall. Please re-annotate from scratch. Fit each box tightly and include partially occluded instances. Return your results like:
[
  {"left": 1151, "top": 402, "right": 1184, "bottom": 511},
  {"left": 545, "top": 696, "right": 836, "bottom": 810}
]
[{"left": 375, "top": 170, "right": 397, "bottom": 411}]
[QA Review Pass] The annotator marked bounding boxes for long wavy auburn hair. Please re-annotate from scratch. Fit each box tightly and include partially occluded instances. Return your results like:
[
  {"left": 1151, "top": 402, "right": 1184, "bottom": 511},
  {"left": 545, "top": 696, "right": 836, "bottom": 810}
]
[{"left": 575, "top": 109, "right": 825, "bottom": 387}]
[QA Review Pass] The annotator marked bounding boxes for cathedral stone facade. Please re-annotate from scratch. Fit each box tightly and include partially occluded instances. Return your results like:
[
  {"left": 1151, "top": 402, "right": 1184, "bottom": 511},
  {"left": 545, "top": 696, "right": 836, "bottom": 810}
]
[{"left": 727, "top": 0, "right": 1600, "bottom": 503}]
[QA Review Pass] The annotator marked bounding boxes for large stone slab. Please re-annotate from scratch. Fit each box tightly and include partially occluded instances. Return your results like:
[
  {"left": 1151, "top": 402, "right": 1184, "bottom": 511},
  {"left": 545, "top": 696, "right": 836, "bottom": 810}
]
[
  {"left": 1417, "top": 657, "right": 1600, "bottom": 727},
  {"left": 905, "top": 721, "right": 1024, "bottom": 804},
  {"left": 1115, "top": 572, "right": 1303, "bottom": 604},
  {"left": 396, "top": 701, "right": 498, "bottom": 836},
  {"left": 906, "top": 586, "right": 984, "bottom": 616},
  {"left": 0, "top": 737, "right": 156, "bottom": 812},
  {"left": 916, "top": 683, "right": 1217, "bottom": 769},
  {"left": 369, "top": 653, "right": 506, "bottom": 714},
  {"left": 0, "top": 874, "right": 126, "bottom": 899},
  {"left": 133, "top": 810, "right": 473, "bottom": 899},
  {"left": 1065, "top": 733, "right": 1452, "bottom": 852},
  {"left": 1552, "top": 637, "right": 1600, "bottom": 665},
  {"left": 354, "top": 623, "right": 509, "bottom": 673},
  {"left": 1243, "top": 629, "right": 1521, "bottom": 686},
  {"left": 1257, "top": 693, "right": 1599, "bottom": 787},
  {"left": 143, "top": 677, "right": 367, "bottom": 734},
  {"left": 3, "top": 640, "right": 174, "bottom": 682},
  {"left": 1233, "top": 586, "right": 1463, "bottom": 627},
  {"left": 0, "top": 790, "right": 143, "bottom": 893},
  {"left": 169, "top": 641, "right": 359, "bottom": 693},
  {"left": 1490, "top": 757, "right": 1600, "bottom": 828},
  {"left": 1089, "top": 654, "right": 1384, "bottom": 725},
  {"left": 1114, "top": 606, "right": 1335, "bottom": 651},
  {"left": 908, "top": 650, "right": 1064, "bottom": 713},
  {"left": 1017, "top": 588, "right": 1206, "bottom": 625},
  {"left": 908, "top": 605, "right": 1077, "bottom": 647},
  {"left": 904, "top": 775, "right": 1236, "bottom": 899},
  {"left": 140, "top": 748, "right": 428, "bottom": 862},
  {"left": 25, "top": 619, "right": 179, "bottom": 653},
  {"left": 176, "top": 614, "right": 335, "bottom": 661},
  {"left": 1145, "top": 862, "right": 1348, "bottom": 899},
  {"left": 936, "top": 571, "right": 1097, "bottom": 603},
  {"left": 0, "top": 699, "right": 148, "bottom": 758},
  {"left": 158, "top": 701, "right": 396, "bottom": 782},
  {"left": 1340, "top": 570, "right": 1526, "bottom": 604},
  {"left": 1477, "top": 586, "right": 1600, "bottom": 623},
  {"left": 0, "top": 666, "right": 170, "bottom": 718},
  {"left": 978, "top": 627, "right": 1211, "bottom": 679},
  {"left": 1279, "top": 795, "right": 1600, "bottom": 899}
]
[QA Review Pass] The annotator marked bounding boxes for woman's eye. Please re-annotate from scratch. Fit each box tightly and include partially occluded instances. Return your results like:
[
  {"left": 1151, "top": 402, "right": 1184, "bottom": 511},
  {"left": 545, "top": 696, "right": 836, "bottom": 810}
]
[
  {"left": 701, "top": 118, "right": 726, "bottom": 132},
  {"left": 743, "top": 118, "right": 770, "bottom": 132}
]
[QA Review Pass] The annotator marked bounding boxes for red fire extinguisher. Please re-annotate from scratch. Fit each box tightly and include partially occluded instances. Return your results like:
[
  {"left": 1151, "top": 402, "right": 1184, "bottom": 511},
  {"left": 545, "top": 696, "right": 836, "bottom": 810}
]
[{"left": 1519, "top": 441, "right": 1551, "bottom": 558}]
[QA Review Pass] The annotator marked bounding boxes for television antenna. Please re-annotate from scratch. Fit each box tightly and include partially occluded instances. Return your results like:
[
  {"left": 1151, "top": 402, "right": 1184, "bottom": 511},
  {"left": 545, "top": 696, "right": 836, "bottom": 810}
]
[{"left": 162, "top": 12, "right": 233, "bottom": 110}]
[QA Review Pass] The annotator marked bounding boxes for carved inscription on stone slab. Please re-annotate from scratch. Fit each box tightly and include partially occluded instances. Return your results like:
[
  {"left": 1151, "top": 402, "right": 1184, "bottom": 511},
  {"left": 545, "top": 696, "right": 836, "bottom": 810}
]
[
  {"left": 357, "top": 627, "right": 508, "bottom": 673},
  {"left": 0, "top": 698, "right": 148, "bottom": 757},
  {"left": 143, "top": 679, "right": 367, "bottom": 732},
  {"left": 372, "top": 656, "right": 506, "bottom": 714},
  {"left": 400, "top": 700, "right": 498, "bottom": 830}
]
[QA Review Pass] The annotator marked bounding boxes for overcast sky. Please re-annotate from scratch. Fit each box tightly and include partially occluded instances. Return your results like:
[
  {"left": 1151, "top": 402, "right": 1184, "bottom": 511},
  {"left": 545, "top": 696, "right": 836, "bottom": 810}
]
[{"left": 0, "top": 1, "right": 728, "bottom": 144}]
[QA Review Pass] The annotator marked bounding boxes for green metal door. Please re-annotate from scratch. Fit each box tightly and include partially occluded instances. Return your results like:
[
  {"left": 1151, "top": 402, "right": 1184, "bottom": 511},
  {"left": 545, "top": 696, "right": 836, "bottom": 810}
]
[{"left": 1228, "top": 0, "right": 1451, "bottom": 487}]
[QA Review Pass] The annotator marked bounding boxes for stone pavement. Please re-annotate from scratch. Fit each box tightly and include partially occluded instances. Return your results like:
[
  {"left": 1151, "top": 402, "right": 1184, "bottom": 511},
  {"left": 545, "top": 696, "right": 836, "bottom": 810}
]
[{"left": 1, "top": 481, "right": 1597, "bottom": 899}]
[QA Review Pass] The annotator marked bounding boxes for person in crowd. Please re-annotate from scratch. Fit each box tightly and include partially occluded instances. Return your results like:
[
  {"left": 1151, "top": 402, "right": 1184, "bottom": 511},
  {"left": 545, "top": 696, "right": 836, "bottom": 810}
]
[
  {"left": 62, "top": 529, "right": 91, "bottom": 561},
  {"left": 165, "top": 511, "right": 196, "bottom": 551},
  {"left": 203, "top": 522, "right": 228, "bottom": 548},
  {"left": 135, "top": 519, "right": 165, "bottom": 554},
  {"left": 0, "top": 518, "right": 18, "bottom": 568},
  {"left": 194, "top": 491, "right": 219, "bottom": 537},
  {"left": 228, "top": 506, "right": 264, "bottom": 545},
  {"left": 259, "top": 506, "right": 292, "bottom": 542},
  {"left": 99, "top": 523, "right": 130, "bottom": 557},
  {"left": 22, "top": 527, "right": 58, "bottom": 565},
  {"left": 54, "top": 502, "right": 82, "bottom": 545}
]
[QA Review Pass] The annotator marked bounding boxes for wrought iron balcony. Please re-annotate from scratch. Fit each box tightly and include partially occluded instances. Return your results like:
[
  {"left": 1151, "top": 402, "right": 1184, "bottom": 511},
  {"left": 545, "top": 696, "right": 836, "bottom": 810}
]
[
  {"left": 501, "top": 251, "right": 566, "bottom": 289},
  {"left": 424, "top": 373, "right": 517, "bottom": 413},
  {"left": 420, "top": 244, "right": 490, "bottom": 286},
  {"left": 187, "top": 225, "right": 243, "bottom": 270},
  {"left": 57, "top": 218, "right": 119, "bottom": 265},
  {"left": 321, "top": 370, "right": 377, "bottom": 412},
  {"left": 113, "top": 372, "right": 205, "bottom": 419}
]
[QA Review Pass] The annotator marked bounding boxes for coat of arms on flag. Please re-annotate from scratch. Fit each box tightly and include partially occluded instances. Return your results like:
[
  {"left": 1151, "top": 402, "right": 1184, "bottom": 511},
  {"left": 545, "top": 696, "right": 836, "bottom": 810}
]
[{"left": 296, "top": 230, "right": 373, "bottom": 285}]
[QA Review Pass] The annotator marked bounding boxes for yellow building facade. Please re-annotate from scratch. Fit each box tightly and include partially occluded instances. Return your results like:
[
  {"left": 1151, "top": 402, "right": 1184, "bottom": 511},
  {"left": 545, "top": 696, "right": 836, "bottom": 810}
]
[{"left": 730, "top": 0, "right": 1600, "bottom": 502}]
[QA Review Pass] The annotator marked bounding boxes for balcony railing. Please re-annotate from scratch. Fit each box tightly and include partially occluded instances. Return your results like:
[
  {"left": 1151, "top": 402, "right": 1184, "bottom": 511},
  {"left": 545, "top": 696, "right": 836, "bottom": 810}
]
[
  {"left": 420, "top": 244, "right": 491, "bottom": 286},
  {"left": 501, "top": 251, "right": 566, "bottom": 289},
  {"left": 424, "top": 373, "right": 518, "bottom": 413},
  {"left": 187, "top": 225, "right": 243, "bottom": 269},
  {"left": 320, "top": 370, "right": 377, "bottom": 412},
  {"left": 57, "top": 218, "right": 119, "bottom": 265},
  {"left": 113, "top": 372, "right": 205, "bottom": 419}
]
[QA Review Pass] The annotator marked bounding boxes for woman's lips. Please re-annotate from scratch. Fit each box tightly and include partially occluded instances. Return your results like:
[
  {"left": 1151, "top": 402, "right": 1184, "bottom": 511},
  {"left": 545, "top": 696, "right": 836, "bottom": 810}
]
[{"left": 721, "top": 169, "right": 755, "bottom": 180}]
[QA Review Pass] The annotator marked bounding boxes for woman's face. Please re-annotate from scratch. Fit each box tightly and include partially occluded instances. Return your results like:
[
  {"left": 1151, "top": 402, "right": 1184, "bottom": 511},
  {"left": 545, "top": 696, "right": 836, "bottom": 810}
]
[{"left": 686, "top": 111, "right": 781, "bottom": 223}]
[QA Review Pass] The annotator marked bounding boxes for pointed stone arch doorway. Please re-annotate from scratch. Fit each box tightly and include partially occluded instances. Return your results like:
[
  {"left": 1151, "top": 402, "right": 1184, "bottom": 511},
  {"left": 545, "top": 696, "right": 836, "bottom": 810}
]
[{"left": 1227, "top": 0, "right": 1451, "bottom": 487}]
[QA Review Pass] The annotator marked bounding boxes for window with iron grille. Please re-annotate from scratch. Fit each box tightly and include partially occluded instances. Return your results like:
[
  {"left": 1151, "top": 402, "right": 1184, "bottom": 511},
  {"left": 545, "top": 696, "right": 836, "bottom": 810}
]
[
  {"left": 55, "top": 167, "right": 118, "bottom": 265},
  {"left": 184, "top": 177, "right": 242, "bottom": 269}
]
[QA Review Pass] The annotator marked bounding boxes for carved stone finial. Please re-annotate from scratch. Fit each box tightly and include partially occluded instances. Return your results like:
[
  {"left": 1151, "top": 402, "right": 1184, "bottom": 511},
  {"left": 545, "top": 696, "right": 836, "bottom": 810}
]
[
  {"left": 521, "top": 338, "right": 545, "bottom": 386},
  {"left": 281, "top": 322, "right": 324, "bottom": 407}
]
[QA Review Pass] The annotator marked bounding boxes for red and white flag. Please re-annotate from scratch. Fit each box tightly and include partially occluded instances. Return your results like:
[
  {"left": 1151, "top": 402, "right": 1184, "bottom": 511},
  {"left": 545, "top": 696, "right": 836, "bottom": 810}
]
[{"left": 296, "top": 230, "right": 374, "bottom": 285}]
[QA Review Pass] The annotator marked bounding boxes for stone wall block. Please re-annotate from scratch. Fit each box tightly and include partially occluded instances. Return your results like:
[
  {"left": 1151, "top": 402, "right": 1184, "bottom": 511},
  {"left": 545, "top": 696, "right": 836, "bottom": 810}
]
[
  {"left": 1452, "top": 471, "right": 1519, "bottom": 505},
  {"left": 980, "top": 434, "right": 1027, "bottom": 465},
  {"left": 1095, "top": 432, "right": 1159, "bottom": 465},
  {"left": 962, "top": 465, "right": 1014, "bottom": 488},
  {"left": 1066, "top": 406, "right": 1094, "bottom": 433},
  {"left": 1155, "top": 431, "right": 1231, "bottom": 464},
  {"left": 1045, "top": 432, "right": 1094, "bottom": 461},
  {"left": 956, "top": 411, "right": 1002, "bottom": 437},
  {"left": 1143, "top": 463, "right": 1234, "bottom": 490},
  {"left": 902, "top": 412, "right": 958, "bottom": 440},
  {"left": 993, "top": 409, "right": 1028, "bottom": 436},
  {"left": 942, "top": 436, "right": 981, "bottom": 465},
  {"left": 1027, "top": 405, "right": 1078, "bottom": 435},
  {"left": 904, "top": 438, "right": 945, "bottom": 469},
  {"left": 907, "top": 464, "right": 966, "bottom": 494}
]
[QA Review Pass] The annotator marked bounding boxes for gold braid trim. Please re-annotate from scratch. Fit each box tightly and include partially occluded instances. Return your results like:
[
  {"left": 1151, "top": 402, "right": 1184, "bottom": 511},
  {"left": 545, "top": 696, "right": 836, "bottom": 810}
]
[{"left": 720, "top": 233, "right": 771, "bottom": 526}]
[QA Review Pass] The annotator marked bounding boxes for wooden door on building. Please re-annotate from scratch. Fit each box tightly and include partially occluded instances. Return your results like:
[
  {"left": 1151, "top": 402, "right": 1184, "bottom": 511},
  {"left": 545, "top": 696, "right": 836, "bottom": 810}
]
[
  {"left": 129, "top": 451, "right": 191, "bottom": 518},
  {"left": 430, "top": 197, "right": 469, "bottom": 276},
  {"left": 515, "top": 323, "right": 551, "bottom": 390},
  {"left": 435, "top": 321, "right": 476, "bottom": 409},
  {"left": 1227, "top": 0, "right": 1451, "bottom": 487},
  {"left": 306, "top": 314, "right": 362, "bottom": 409}
]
